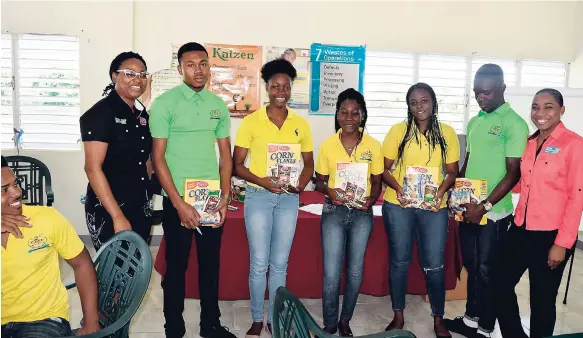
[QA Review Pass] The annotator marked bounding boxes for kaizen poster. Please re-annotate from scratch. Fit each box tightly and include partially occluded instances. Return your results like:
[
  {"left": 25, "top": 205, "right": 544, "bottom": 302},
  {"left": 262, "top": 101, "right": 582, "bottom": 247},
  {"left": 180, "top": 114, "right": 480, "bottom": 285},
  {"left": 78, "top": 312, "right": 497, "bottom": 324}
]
[
  {"left": 205, "top": 43, "right": 262, "bottom": 118},
  {"left": 309, "top": 43, "right": 366, "bottom": 115},
  {"left": 263, "top": 46, "right": 310, "bottom": 109}
]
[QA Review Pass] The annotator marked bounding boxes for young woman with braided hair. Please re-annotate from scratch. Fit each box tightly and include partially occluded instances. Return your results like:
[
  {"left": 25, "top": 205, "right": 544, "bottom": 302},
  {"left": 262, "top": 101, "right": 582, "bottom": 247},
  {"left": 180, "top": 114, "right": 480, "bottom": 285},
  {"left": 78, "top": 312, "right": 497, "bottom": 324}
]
[{"left": 381, "top": 83, "right": 459, "bottom": 338}]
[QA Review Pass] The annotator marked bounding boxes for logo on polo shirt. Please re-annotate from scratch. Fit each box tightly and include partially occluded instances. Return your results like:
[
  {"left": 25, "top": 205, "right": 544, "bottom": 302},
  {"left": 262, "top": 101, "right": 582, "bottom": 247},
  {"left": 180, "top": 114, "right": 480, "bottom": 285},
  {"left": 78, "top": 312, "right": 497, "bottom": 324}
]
[
  {"left": 209, "top": 109, "right": 221, "bottom": 119},
  {"left": 488, "top": 125, "right": 502, "bottom": 136},
  {"left": 28, "top": 233, "right": 50, "bottom": 253},
  {"left": 359, "top": 150, "right": 372, "bottom": 162}
]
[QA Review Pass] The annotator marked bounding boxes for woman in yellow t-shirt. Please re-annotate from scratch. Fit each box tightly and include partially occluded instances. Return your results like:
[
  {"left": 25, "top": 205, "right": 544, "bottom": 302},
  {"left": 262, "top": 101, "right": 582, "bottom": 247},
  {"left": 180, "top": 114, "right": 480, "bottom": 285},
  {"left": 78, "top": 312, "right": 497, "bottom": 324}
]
[
  {"left": 381, "top": 83, "right": 459, "bottom": 338},
  {"left": 315, "top": 88, "right": 384, "bottom": 336},
  {"left": 233, "top": 59, "right": 314, "bottom": 337}
]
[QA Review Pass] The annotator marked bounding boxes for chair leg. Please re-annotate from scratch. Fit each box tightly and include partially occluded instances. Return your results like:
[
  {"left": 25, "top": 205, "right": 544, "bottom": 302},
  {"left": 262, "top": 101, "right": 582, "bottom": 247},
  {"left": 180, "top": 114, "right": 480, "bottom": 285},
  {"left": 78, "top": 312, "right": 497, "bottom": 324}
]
[{"left": 563, "top": 245, "right": 576, "bottom": 305}]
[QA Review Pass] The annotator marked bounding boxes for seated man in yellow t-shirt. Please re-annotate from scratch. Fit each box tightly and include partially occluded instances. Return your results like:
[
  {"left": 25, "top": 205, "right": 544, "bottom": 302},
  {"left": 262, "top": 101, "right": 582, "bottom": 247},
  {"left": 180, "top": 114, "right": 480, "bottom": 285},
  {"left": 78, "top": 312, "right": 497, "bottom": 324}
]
[{"left": 1, "top": 156, "right": 100, "bottom": 337}]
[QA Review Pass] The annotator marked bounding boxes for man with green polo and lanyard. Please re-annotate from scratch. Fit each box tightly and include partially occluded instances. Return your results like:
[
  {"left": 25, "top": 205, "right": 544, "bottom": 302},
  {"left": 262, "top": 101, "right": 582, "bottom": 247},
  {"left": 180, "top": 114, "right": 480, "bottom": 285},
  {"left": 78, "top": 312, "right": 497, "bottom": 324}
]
[
  {"left": 445, "top": 64, "right": 529, "bottom": 338},
  {"left": 150, "top": 42, "right": 235, "bottom": 338}
]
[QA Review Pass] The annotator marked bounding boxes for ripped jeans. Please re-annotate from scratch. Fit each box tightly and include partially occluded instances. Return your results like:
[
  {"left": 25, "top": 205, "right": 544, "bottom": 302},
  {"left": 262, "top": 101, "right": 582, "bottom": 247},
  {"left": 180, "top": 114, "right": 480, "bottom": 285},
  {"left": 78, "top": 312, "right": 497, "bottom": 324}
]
[{"left": 382, "top": 202, "right": 449, "bottom": 316}]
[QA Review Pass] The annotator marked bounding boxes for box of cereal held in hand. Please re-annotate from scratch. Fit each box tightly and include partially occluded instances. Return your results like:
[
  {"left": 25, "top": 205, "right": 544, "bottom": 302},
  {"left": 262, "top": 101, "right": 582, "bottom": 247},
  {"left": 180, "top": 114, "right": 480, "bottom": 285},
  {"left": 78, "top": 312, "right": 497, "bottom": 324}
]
[
  {"left": 183, "top": 179, "right": 221, "bottom": 226},
  {"left": 266, "top": 143, "right": 301, "bottom": 185},
  {"left": 402, "top": 166, "right": 439, "bottom": 209},
  {"left": 449, "top": 178, "right": 488, "bottom": 225}
]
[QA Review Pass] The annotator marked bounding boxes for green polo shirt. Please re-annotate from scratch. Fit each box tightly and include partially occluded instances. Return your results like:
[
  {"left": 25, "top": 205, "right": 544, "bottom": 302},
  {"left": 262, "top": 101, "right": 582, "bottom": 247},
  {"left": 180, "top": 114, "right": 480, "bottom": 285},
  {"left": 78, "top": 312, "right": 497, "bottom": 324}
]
[
  {"left": 465, "top": 102, "right": 529, "bottom": 218},
  {"left": 149, "top": 83, "right": 230, "bottom": 195}
]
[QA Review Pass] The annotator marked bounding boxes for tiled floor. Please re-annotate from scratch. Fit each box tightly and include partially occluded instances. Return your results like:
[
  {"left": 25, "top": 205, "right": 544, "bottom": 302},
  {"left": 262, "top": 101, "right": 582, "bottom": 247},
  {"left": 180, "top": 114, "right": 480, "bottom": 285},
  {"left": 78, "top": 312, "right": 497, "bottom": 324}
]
[{"left": 62, "top": 246, "right": 583, "bottom": 338}]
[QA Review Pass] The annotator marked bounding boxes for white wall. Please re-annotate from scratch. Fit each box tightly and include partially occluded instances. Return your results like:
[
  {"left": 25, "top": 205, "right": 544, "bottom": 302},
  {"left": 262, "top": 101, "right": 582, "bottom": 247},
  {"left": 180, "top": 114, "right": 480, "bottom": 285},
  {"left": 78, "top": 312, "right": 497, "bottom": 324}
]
[
  {"left": 2, "top": 1, "right": 583, "bottom": 235},
  {"left": 568, "top": 1, "right": 583, "bottom": 89}
]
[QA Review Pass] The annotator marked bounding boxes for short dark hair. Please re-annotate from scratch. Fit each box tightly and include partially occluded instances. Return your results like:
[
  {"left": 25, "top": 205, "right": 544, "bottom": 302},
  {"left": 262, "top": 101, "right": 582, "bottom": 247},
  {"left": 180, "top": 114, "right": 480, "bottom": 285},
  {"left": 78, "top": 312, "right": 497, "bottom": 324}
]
[
  {"left": 475, "top": 63, "right": 504, "bottom": 84},
  {"left": 536, "top": 88, "right": 564, "bottom": 106},
  {"left": 261, "top": 58, "right": 297, "bottom": 84},
  {"left": 177, "top": 42, "right": 208, "bottom": 64},
  {"left": 335, "top": 88, "right": 368, "bottom": 132},
  {"left": 103, "top": 51, "right": 147, "bottom": 96},
  {"left": 1, "top": 156, "right": 8, "bottom": 168}
]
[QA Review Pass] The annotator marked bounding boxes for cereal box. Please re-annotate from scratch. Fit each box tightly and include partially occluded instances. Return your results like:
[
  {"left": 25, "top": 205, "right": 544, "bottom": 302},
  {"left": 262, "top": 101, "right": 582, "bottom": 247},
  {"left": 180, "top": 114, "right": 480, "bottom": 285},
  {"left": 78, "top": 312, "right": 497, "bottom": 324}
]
[
  {"left": 450, "top": 178, "right": 488, "bottom": 225},
  {"left": 401, "top": 166, "right": 439, "bottom": 209},
  {"left": 335, "top": 162, "right": 368, "bottom": 208},
  {"left": 266, "top": 143, "right": 301, "bottom": 178},
  {"left": 183, "top": 179, "right": 222, "bottom": 226}
]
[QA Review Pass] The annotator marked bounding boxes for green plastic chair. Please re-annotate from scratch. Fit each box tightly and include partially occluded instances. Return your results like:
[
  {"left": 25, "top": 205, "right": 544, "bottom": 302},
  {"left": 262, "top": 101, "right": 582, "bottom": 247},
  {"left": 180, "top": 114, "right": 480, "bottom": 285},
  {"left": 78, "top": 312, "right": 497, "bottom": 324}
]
[
  {"left": 272, "top": 287, "right": 417, "bottom": 338},
  {"left": 63, "top": 230, "right": 153, "bottom": 338}
]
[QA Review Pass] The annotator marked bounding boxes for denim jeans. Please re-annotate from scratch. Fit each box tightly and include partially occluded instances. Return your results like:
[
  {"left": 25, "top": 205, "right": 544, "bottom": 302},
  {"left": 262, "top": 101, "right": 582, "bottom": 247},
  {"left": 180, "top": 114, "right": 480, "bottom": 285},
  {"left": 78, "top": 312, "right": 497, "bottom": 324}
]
[
  {"left": 459, "top": 215, "right": 512, "bottom": 332},
  {"left": 1, "top": 317, "right": 72, "bottom": 338},
  {"left": 382, "top": 202, "right": 449, "bottom": 316},
  {"left": 244, "top": 185, "right": 299, "bottom": 324},
  {"left": 321, "top": 200, "right": 373, "bottom": 328}
]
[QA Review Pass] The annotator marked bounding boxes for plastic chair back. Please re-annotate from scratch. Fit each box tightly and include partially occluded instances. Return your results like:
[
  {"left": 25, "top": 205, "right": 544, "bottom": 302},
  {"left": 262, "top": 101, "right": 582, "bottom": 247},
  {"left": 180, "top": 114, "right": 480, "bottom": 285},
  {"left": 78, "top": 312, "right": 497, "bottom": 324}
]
[{"left": 5, "top": 155, "right": 54, "bottom": 206}]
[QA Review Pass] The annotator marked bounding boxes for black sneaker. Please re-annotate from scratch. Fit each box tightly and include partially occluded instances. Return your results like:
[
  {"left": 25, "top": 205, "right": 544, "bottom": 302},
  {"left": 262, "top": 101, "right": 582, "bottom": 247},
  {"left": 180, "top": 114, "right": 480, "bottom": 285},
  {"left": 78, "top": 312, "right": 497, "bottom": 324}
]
[
  {"left": 200, "top": 325, "right": 237, "bottom": 338},
  {"left": 444, "top": 316, "right": 478, "bottom": 337}
]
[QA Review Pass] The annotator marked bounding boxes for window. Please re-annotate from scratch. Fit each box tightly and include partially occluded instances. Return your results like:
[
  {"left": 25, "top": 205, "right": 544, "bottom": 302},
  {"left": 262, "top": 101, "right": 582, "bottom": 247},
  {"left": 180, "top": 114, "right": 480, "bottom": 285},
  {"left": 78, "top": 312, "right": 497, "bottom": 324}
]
[
  {"left": 363, "top": 50, "right": 570, "bottom": 137},
  {"left": 1, "top": 34, "right": 13, "bottom": 149},
  {"left": 520, "top": 60, "right": 567, "bottom": 88},
  {"left": 1, "top": 33, "right": 80, "bottom": 150},
  {"left": 418, "top": 54, "right": 467, "bottom": 133},
  {"left": 363, "top": 51, "right": 414, "bottom": 142}
]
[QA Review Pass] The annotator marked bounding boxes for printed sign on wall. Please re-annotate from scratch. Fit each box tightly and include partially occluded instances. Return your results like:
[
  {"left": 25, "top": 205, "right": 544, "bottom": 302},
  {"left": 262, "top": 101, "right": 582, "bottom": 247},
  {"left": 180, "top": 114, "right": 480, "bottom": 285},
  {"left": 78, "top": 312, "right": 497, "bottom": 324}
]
[
  {"left": 309, "top": 43, "right": 366, "bottom": 115},
  {"left": 205, "top": 43, "right": 262, "bottom": 118}
]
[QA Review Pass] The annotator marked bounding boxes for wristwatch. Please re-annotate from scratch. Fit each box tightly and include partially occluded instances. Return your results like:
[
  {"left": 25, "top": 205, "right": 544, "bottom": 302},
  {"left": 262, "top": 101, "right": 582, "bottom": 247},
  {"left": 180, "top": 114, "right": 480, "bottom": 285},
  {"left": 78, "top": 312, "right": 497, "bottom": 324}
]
[
  {"left": 481, "top": 200, "right": 493, "bottom": 212},
  {"left": 220, "top": 193, "right": 230, "bottom": 200}
]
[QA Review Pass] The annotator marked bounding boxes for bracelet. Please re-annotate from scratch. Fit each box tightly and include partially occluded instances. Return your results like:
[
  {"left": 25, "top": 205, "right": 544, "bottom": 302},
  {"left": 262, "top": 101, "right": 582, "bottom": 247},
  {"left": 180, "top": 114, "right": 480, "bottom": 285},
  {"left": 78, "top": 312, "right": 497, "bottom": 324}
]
[{"left": 220, "top": 194, "right": 230, "bottom": 200}]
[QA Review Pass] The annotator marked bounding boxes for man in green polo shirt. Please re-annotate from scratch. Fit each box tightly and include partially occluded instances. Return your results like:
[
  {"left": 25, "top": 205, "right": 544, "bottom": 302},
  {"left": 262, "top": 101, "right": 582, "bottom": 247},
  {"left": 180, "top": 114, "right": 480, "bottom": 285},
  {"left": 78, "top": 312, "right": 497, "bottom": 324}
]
[
  {"left": 150, "top": 42, "right": 235, "bottom": 338},
  {"left": 445, "top": 64, "right": 529, "bottom": 338}
]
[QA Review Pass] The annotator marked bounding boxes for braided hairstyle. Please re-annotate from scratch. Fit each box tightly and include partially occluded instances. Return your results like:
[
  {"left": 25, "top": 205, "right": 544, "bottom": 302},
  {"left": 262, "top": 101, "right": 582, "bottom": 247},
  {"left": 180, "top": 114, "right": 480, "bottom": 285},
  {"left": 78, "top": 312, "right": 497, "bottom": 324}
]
[
  {"left": 396, "top": 82, "right": 448, "bottom": 166},
  {"left": 102, "top": 51, "right": 147, "bottom": 96},
  {"left": 334, "top": 88, "right": 368, "bottom": 133}
]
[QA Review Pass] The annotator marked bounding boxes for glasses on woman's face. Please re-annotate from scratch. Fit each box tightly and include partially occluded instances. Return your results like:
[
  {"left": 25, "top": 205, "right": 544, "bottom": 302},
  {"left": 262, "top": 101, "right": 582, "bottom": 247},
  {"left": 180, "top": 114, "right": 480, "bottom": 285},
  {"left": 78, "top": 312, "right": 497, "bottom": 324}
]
[{"left": 117, "top": 69, "right": 149, "bottom": 80}]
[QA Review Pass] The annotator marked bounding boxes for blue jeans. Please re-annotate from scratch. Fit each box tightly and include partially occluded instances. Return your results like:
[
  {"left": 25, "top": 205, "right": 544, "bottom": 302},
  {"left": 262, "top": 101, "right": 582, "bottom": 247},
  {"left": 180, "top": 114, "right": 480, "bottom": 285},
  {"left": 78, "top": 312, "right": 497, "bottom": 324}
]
[
  {"left": 244, "top": 185, "right": 299, "bottom": 323},
  {"left": 382, "top": 202, "right": 449, "bottom": 316},
  {"left": 321, "top": 200, "right": 373, "bottom": 328},
  {"left": 1, "top": 317, "right": 72, "bottom": 338}
]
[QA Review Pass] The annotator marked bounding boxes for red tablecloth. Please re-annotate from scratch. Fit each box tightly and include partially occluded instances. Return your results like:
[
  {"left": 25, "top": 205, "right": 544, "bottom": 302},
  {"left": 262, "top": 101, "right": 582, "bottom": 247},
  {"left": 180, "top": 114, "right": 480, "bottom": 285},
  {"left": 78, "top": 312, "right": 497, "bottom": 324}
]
[{"left": 154, "top": 191, "right": 462, "bottom": 300}]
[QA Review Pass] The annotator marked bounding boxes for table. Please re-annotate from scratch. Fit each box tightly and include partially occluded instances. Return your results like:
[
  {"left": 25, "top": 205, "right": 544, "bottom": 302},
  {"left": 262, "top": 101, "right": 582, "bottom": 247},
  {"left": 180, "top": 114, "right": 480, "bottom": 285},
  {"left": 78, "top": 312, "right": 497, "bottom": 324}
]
[{"left": 154, "top": 191, "right": 463, "bottom": 300}]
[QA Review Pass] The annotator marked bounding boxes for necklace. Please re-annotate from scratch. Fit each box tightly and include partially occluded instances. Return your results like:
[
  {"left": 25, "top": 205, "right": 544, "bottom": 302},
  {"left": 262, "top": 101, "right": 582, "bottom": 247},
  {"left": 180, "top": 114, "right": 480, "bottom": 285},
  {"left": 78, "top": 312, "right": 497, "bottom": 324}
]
[{"left": 339, "top": 131, "right": 361, "bottom": 156}]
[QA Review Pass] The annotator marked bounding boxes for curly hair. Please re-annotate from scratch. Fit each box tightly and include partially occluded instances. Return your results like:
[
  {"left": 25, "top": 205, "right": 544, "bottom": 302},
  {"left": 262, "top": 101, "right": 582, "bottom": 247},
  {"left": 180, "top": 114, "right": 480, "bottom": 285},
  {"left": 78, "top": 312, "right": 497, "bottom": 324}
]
[{"left": 261, "top": 58, "right": 297, "bottom": 84}]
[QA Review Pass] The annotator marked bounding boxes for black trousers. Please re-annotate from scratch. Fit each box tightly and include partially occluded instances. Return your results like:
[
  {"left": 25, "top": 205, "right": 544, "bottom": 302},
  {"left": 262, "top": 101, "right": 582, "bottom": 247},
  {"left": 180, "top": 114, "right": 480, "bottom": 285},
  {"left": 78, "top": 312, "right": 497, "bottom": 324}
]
[
  {"left": 85, "top": 189, "right": 153, "bottom": 251},
  {"left": 496, "top": 223, "right": 573, "bottom": 338},
  {"left": 459, "top": 215, "right": 513, "bottom": 332},
  {"left": 162, "top": 197, "right": 223, "bottom": 338}
]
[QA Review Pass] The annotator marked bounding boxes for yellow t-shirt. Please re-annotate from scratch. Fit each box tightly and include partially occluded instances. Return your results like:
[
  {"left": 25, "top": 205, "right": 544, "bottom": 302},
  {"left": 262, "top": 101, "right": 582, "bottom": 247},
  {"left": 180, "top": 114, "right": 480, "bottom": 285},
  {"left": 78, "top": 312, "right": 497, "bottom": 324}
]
[
  {"left": 382, "top": 121, "right": 460, "bottom": 208},
  {"left": 316, "top": 130, "right": 384, "bottom": 196},
  {"left": 235, "top": 105, "right": 314, "bottom": 188},
  {"left": 1, "top": 205, "right": 85, "bottom": 324}
]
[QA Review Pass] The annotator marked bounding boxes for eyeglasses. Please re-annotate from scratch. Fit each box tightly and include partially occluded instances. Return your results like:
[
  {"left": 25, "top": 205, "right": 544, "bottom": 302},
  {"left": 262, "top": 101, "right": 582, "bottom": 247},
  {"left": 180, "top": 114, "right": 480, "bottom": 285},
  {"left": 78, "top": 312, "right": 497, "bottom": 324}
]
[{"left": 117, "top": 69, "right": 149, "bottom": 80}]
